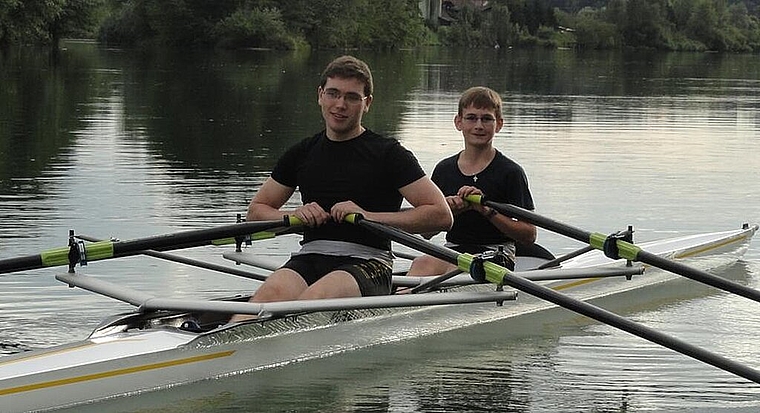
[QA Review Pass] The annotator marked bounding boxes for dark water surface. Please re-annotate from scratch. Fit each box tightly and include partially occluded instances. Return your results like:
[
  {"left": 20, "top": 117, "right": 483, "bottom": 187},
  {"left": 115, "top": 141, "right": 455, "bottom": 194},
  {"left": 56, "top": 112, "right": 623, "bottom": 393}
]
[{"left": 1, "top": 42, "right": 759, "bottom": 412}]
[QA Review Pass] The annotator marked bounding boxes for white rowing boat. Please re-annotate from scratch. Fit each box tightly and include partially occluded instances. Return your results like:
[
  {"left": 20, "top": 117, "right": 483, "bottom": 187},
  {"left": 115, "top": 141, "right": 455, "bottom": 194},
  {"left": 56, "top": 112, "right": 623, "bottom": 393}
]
[{"left": 0, "top": 221, "right": 757, "bottom": 412}]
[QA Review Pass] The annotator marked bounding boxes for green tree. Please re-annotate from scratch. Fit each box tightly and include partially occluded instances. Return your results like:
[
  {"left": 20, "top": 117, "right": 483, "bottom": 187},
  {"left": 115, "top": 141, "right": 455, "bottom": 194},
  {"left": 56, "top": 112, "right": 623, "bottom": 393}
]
[
  {"left": 0, "top": 0, "right": 63, "bottom": 47},
  {"left": 0, "top": 0, "right": 104, "bottom": 48},
  {"left": 622, "top": 0, "right": 670, "bottom": 48},
  {"left": 363, "top": 0, "right": 428, "bottom": 49},
  {"left": 603, "top": 0, "right": 627, "bottom": 29},
  {"left": 574, "top": 9, "right": 620, "bottom": 49},
  {"left": 99, "top": 0, "right": 426, "bottom": 50},
  {"left": 487, "top": 4, "right": 518, "bottom": 47},
  {"left": 50, "top": 0, "right": 106, "bottom": 45},
  {"left": 213, "top": 7, "right": 294, "bottom": 50},
  {"left": 686, "top": 0, "right": 726, "bottom": 50},
  {"left": 439, "top": 3, "right": 485, "bottom": 46}
]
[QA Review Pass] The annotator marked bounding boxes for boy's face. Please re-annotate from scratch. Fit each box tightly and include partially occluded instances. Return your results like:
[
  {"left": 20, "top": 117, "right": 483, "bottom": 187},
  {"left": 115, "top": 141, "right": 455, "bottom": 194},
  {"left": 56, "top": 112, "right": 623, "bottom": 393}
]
[{"left": 454, "top": 105, "right": 503, "bottom": 147}]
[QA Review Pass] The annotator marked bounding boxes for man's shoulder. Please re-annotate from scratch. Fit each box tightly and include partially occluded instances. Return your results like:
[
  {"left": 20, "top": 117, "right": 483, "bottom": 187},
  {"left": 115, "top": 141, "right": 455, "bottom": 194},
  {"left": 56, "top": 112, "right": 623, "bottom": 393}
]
[
  {"left": 360, "top": 129, "right": 399, "bottom": 145},
  {"left": 302, "top": 131, "right": 326, "bottom": 145},
  {"left": 358, "top": 129, "right": 414, "bottom": 157},
  {"left": 285, "top": 131, "right": 325, "bottom": 152}
]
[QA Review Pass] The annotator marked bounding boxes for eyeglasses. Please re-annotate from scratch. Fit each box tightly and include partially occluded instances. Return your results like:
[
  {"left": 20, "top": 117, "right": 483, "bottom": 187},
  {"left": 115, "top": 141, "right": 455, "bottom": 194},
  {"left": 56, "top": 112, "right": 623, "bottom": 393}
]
[
  {"left": 462, "top": 114, "right": 497, "bottom": 125},
  {"left": 321, "top": 88, "right": 368, "bottom": 105}
]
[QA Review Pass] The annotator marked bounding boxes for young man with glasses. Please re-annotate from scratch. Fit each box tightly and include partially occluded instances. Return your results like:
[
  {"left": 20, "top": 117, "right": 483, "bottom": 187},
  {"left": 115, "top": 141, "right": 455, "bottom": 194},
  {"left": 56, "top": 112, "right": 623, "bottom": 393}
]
[
  {"left": 407, "top": 86, "right": 536, "bottom": 278},
  {"left": 230, "top": 56, "right": 452, "bottom": 321}
]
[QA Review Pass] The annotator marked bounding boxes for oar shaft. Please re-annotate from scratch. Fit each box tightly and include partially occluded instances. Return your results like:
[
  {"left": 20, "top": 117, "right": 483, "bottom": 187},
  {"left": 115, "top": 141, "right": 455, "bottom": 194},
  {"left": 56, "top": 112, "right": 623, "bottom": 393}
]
[
  {"left": 478, "top": 200, "right": 591, "bottom": 241},
  {"left": 0, "top": 217, "right": 300, "bottom": 274},
  {"left": 0, "top": 255, "right": 46, "bottom": 274},
  {"left": 0, "top": 246, "right": 71, "bottom": 274},
  {"left": 639, "top": 250, "right": 760, "bottom": 301},
  {"left": 410, "top": 269, "right": 463, "bottom": 294},
  {"left": 109, "top": 218, "right": 291, "bottom": 255},
  {"left": 77, "top": 235, "right": 270, "bottom": 282},
  {"left": 502, "top": 266, "right": 760, "bottom": 383},
  {"left": 470, "top": 196, "right": 760, "bottom": 305},
  {"left": 353, "top": 216, "right": 760, "bottom": 384},
  {"left": 537, "top": 245, "right": 594, "bottom": 269}
]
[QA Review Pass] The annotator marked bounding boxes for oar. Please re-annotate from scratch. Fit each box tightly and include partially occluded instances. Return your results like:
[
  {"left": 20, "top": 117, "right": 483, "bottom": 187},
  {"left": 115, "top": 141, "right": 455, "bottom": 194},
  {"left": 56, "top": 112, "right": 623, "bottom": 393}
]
[
  {"left": 466, "top": 195, "right": 760, "bottom": 304},
  {"left": 0, "top": 216, "right": 301, "bottom": 274},
  {"left": 345, "top": 214, "right": 760, "bottom": 384},
  {"left": 393, "top": 250, "right": 420, "bottom": 261},
  {"left": 76, "top": 235, "right": 272, "bottom": 282},
  {"left": 536, "top": 245, "right": 594, "bottom": 269},
  {"left": 409, "top": 268, "right": 464, "bottom": 294}
]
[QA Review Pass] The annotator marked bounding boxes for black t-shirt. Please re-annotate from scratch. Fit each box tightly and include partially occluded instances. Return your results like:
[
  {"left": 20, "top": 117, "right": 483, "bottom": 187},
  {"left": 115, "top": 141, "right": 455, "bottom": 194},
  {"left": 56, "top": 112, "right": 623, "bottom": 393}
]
[
  {"left": 432, "top": 150, "right": 534, "bottom": 245},
  {"left": 272, "top": 129, "right": 425, "bottom": 251}
]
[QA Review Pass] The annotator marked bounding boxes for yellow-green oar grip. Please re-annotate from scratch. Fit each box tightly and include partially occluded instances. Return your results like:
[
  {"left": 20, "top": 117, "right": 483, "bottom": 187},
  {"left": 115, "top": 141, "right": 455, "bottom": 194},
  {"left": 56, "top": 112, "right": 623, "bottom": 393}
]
[
  {"left": 40, "top": 247, "right": 71, "bottom": 267},
  {"left": 84, "top": 241, "right": 115, "bottom": 261},
  {"left": 344, "top": 213, "right": 362, "bottom": 224},
  {"left": 589, "top": 232, "right": 607, "bottom": 250},
  {"left": 589, "top": 232, "right": 641, "bottom": 261},
  {"left": 286, "top": 215, "right": 303, "bottom": 226},
  {"left": 456, "top": 253, "right": 475, "bottom": 273},
  {"left": 463, "top": 194, "right": 483, "bottom": 205}
]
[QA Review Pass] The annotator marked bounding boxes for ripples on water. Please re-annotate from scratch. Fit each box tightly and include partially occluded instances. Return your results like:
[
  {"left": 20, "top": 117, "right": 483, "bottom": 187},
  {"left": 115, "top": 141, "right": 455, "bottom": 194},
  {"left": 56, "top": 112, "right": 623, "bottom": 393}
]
[{"left": 543, "top": 260, "right": 760, "bottom": 412}]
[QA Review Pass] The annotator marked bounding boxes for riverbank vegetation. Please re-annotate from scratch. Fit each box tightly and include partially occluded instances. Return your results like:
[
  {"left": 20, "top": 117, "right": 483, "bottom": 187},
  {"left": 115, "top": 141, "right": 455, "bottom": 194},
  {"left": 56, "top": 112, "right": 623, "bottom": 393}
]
[{"left": 2, "top": 0, "right": 760, "bottom": 52}]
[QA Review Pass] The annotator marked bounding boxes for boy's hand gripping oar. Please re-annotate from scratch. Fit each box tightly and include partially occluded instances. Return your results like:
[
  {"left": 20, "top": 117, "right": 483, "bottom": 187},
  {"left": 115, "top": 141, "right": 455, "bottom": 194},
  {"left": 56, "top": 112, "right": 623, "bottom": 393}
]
[
  {"left": 465, "top": 195, "right": 760, "bottom": 304},
  {"left": 0, "top": 216, "right": 302, "bottom": 274},
  {"left": 345, "top": 213, "right": 760, "bottom": 385}
]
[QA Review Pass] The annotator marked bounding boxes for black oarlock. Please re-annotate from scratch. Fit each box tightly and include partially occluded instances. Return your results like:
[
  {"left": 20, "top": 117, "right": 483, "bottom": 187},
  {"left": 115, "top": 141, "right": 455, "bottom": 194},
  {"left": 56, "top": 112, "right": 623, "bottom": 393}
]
[
  {"left": 67, "top": 230, "right": 80, "bottom": 273},
  {"left": 469, "top": 255, "right": 486, "bottom": 283}
]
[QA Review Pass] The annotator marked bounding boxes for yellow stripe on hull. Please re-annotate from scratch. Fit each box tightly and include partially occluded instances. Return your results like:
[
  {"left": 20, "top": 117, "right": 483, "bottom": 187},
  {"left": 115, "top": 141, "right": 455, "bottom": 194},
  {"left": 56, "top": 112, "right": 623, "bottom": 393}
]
[{"left": 0, "top": 350, "right": 235, "bottom": 396}]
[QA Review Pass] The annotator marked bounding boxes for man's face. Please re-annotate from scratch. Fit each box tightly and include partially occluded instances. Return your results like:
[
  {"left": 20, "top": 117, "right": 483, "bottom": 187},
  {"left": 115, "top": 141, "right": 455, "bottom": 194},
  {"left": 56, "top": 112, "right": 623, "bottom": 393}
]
[{"left": 318, "top": 77, "right": 372, "bottom": 140}]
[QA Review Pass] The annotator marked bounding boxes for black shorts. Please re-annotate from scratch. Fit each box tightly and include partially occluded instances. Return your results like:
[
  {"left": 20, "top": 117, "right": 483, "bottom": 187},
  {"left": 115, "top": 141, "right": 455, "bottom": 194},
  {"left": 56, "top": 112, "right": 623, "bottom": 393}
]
[{"left": 281, "top": 254, "right": 392, "bottom": 296}]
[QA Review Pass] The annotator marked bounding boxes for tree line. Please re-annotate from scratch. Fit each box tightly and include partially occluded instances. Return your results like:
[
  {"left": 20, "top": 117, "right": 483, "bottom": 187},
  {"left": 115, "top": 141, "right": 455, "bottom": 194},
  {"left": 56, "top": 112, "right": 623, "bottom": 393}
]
[
  {"left": 2, "top": 0, "right": 759, "bottom": 52},
  {"left": 553, "top": 0, "right": 760, "bottom": 51}
]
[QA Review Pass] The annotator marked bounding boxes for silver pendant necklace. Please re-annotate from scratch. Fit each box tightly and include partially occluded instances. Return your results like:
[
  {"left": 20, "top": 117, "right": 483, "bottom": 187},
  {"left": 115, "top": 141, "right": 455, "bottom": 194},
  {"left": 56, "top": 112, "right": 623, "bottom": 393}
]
[{"left": 473, "top": 175, "right": 478, "bottom": 182}]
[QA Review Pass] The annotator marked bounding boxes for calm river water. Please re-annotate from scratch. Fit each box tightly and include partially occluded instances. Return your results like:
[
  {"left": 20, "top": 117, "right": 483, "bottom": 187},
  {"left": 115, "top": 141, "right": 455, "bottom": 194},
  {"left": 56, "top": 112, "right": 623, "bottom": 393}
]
[{"left": 1, "top": 41, "right": 760, "bottom": 412}]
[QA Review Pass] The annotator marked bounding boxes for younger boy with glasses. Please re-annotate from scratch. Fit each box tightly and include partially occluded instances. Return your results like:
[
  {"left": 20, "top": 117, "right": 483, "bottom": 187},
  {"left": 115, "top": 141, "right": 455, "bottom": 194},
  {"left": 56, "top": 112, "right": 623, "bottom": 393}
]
[{"left": 407, "top": 86, "right": 537, "bottom": 277}]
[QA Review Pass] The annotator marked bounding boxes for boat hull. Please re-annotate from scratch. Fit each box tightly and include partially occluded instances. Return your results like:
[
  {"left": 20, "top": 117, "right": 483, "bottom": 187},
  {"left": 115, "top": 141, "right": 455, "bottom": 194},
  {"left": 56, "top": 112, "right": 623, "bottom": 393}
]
[{"left": 0, "top": 224, "right": 756, "bottom": 412}]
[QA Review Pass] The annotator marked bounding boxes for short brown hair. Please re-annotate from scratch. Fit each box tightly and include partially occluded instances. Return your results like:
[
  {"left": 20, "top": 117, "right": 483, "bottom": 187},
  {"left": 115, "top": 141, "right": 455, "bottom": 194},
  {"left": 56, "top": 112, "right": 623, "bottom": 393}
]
[
  {"left": 320, "top": 55, "right": 374, "bottom": 97},
  {"left": 458, "top": 86, "right": 503, "bottom": 119}
]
